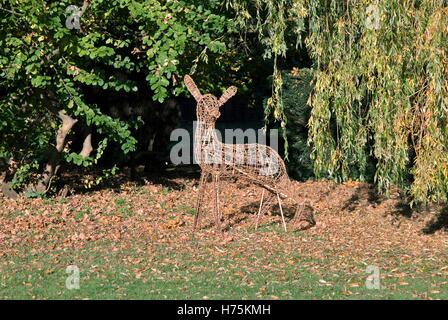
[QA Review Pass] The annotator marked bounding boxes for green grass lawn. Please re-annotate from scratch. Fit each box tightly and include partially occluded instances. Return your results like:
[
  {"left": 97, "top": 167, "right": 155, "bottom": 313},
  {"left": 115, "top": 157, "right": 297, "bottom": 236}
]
[{"left": 1, "top": 230, "right": 447, "bottom": 300}]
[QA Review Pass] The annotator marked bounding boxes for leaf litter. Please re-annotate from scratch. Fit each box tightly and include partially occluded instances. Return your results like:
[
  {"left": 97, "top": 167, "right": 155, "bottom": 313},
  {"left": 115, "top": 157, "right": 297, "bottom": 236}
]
[{"left": 0, "top": 176, "right": 447, "bottom": 298}]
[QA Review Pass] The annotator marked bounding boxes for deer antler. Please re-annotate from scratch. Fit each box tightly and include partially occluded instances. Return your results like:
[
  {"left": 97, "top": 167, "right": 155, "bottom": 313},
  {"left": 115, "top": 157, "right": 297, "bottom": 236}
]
[
  {"left": 218, "top": 86, "right": 237, "bottom": 106},
  {"left": 184, "top": 75, "right": 202, "bottom": 101}
]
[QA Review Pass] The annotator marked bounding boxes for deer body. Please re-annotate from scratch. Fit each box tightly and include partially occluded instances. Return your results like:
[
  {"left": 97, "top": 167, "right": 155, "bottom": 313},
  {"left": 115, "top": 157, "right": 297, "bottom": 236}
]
[
  {"left": 184, "top": 75, "right": 315, "bottom": 232},
  {"left": 195, "top": 120, "right": 287, "bottom": 184}
]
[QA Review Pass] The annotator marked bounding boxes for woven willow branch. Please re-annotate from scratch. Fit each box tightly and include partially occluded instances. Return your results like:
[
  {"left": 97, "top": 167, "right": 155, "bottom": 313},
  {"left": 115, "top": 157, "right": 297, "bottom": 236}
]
[{"left": 184, "top": 75, "right": 316, "bottom": 232}]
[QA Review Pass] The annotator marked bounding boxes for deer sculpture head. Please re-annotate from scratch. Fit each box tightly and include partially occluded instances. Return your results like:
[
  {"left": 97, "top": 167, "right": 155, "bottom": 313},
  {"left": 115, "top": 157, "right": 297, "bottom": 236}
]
[{"left": 184, "top": 75, "right": 237, "bottom": 123}]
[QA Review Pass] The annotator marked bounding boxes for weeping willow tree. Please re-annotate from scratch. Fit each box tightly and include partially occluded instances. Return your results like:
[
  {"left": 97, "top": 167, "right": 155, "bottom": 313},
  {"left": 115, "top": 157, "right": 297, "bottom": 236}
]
[
  {"left": 226, "top": 0, "right": 309, "bottom": 157},
  {"left": 227, "top": 0, "right": 447, "bottom": 203}
]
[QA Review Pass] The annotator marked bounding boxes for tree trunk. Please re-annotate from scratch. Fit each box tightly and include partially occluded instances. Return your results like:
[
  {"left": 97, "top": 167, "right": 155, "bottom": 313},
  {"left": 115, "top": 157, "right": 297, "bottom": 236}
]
[{"left": 33, "top": 110, "right": 77, "bottom": 194}]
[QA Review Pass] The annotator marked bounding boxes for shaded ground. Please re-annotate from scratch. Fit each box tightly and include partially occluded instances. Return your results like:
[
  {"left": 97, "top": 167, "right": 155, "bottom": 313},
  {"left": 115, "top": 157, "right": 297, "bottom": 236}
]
[{"left": 0, "top": 173, "right": 447, "bottom": 299}]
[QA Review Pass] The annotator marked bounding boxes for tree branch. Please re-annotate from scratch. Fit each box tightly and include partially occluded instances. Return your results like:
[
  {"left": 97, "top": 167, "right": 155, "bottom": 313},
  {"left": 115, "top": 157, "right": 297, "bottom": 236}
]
[
  {"left": 33, "top": 110, "right": 78, "bottom": 193},
  {"left": 79, "top": 132, "right": 93, "bottom": 158}
]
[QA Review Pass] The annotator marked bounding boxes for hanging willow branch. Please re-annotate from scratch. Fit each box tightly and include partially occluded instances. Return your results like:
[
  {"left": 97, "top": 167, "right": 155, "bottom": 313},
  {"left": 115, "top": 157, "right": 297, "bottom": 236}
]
[
  {"left": 228, "top": 0, "right": 448, "bottom": 203},
  {"left": 226, "top": 0, "right": 308, "bottom": 159}
]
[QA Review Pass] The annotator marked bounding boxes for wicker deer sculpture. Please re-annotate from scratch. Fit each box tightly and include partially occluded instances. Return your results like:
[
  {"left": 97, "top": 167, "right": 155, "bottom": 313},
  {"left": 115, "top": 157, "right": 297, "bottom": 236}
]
[{"left": 185, "top": 75, "right": 315, "bottom": 232}]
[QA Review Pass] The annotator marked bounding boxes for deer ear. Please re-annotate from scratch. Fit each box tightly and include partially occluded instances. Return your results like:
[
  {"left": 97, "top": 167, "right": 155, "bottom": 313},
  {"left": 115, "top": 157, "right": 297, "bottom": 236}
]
[
  {"left": 218, "top": 86, "right": 237, "bottom": 106},
  {"left": 184, "top": 75, "right": 202, "bottom": 101}
]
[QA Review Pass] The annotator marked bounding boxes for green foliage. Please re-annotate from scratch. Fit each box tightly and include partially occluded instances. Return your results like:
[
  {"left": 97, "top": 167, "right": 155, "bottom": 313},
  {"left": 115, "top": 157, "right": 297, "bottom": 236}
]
[
  {"left": 24, "top": 189, "right": 46, "bottom": 199},
  {"left": 0, "top": 0, "right": 235, "bottom": 189},
  {"left": 281, "top": 68, "right": 314, "bottom": 180},
  {"left": 12, "top": 161, "right": 39, "bottom": 189},
  {"left": 65, "top": 137, "right": 108, "bottom": 167}
]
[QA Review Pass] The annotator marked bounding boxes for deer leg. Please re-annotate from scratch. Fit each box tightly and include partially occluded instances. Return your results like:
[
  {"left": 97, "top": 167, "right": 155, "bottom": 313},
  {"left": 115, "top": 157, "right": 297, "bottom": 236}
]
[
  {"left": 291, "top": 202, "right": 316, "bottom": 230},
  {"left": 255, "top": 189, "right": 265, "bottom": 230},
  {"left": 291, "top": 202, "right": 304, "bottom": 224},
  {"left": 255, "top": 191, "right": 275, "bottom": 229},
  {"left": 276, "top": 192, "right": 287, "bottom": 232},
  {"left": 194, "top": 171, "right": 207, "bottom": 231},
  {"left": 213, "top": 173, "right": 222, "bottom": 232}
]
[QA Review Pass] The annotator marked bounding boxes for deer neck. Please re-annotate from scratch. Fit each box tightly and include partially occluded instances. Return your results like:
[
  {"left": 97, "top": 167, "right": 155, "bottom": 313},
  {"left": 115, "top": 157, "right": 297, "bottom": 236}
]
[
  {"left": 196, "top": 118, "right": 219, "bottom": 141},
  {"left": 195, "top": 118, "right": 221, "bottom": 156}
]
